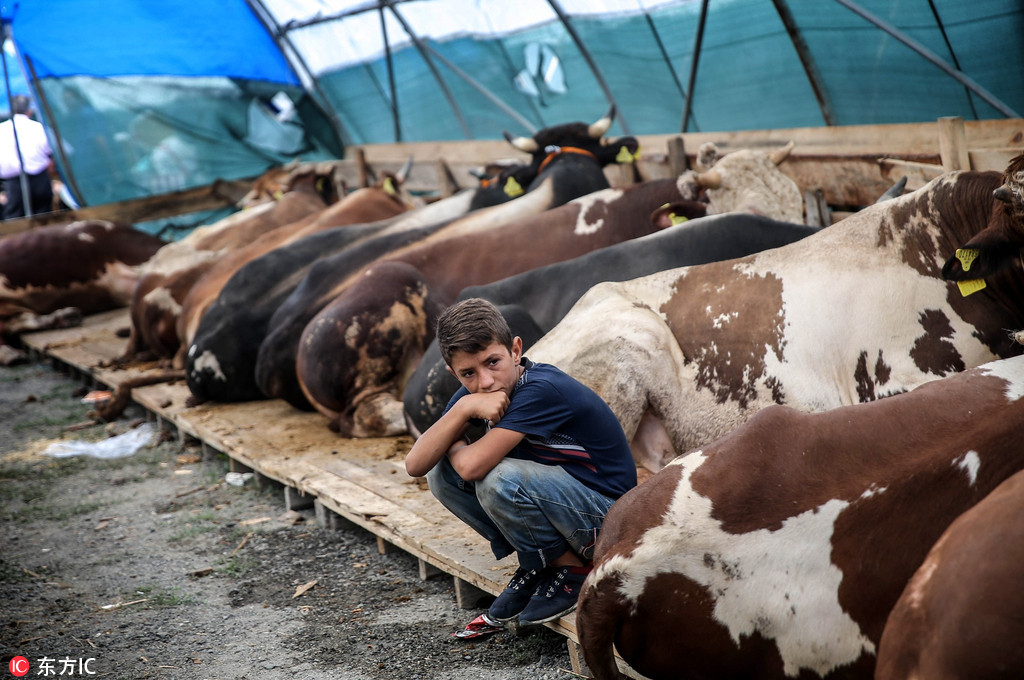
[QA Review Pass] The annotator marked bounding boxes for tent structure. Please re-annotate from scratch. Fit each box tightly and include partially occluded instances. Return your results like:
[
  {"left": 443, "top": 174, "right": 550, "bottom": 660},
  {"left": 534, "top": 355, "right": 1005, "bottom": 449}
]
[{"left": 0, "top": 0, "right": 1021, "bottom": 212}]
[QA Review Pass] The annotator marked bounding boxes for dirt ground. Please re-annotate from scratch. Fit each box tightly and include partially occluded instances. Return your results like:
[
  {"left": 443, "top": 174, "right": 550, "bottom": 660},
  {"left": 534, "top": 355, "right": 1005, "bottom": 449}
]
[{"left": 0, "top": 361, "right": 577, "bottom": 680}]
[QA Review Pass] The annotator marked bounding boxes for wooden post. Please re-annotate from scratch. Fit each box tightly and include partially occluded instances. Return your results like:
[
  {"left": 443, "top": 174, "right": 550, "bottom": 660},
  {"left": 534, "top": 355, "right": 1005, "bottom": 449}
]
[
  {"left": 435, "top": 159, "right": 460, "bottom": 198},
  {"left": 355, "top": 147, "right": 372, "bottom": 188},
  {"left": 453, "top": 576, "right": 492, "bottom": 609},
  {"left": 937, "top": 116, "right": 970, "bottom": 171},
  {"left": 418, "top": 558, "right": 443, "bottom": 581},
  {"left": 284, "top": 485, "right": 315, "bottom": 511},
  {"left": 566, "top": 640, "right": 588, "bottom": 677},
  {"left": 804, "top": 187, "right": 830, "bottom": 227},
  {"left": 313, "top": 499, "right": 359, "bottom": 531},
  {"left": 668, "top": 135, "right": 689, "bottom": 177}
]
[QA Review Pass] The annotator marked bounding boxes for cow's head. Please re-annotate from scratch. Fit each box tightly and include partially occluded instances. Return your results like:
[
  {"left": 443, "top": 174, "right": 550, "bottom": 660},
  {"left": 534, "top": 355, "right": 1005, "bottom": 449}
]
[
  {"left": 502, "top": 105, "right": 639, "bottom": 177},
  {"left": 468, "top": 161, "right": 537, "bottom": 202},
  {"left": 942, "top": 152, "right": 1024, "bottom": 283},
  {"left": 675, "top": 141, "right": 803, "bottom": 223}
]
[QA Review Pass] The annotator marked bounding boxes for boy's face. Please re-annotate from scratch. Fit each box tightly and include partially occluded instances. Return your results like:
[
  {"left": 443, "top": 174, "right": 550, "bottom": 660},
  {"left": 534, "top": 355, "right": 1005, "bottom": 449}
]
[{"left": 447, "top": 336, "right": 523, "bottom": 396}]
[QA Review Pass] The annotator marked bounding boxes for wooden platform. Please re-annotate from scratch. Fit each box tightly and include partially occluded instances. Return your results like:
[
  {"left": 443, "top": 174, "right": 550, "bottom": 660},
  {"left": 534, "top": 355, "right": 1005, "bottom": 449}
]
[{"left": 17, "top": 308, "right": 646, "bottom": 679}]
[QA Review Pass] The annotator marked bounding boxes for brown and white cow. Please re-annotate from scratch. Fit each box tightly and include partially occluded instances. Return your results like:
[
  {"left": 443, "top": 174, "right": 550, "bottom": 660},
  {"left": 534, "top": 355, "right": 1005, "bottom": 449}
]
[
  {"left": 576, "top": 354, "right": 1024, "bottom": 680},
  {"left": 941, "top": 151, "right": 1024, "bottom": 284},
  {"left": 528, "top": 160, "right": 1024, "bottom": 472},
  {"left": 0, "top": 220, "right": 165, "bottom": 319},
  {"left": 875, "top": 464, "right": 1024, "bottom": 680},
  {"left": 678, "top": 141, "right": 804, "bottom": 222},
  {"left": 0, "top": 220, "right": 165, "bottom": 363}
]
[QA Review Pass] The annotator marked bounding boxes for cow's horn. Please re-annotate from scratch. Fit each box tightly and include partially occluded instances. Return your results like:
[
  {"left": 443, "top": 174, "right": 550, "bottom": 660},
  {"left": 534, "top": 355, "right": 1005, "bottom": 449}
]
[
  {"left": 504, "top": 130, "right": 539, "bottom": 153},
  {"left": 395, "top": 155, "right": 414, "bottom": 183},
  {"left": 994, "top": 184, "right": 1013, "bottom": 203},
  {"left": 588, "top": 104, "right": 616, "bottom": 139},
  {"left": 770, "top": 140, "right": 795, "bottom": 165},
  {"left": 694, "top": 169, "right": 722, "bottom": 189}
]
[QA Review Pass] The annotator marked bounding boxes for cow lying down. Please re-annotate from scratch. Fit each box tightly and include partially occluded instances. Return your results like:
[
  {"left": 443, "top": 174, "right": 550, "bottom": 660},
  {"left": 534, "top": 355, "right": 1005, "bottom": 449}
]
[
  {"left": 528, "top": 161, "right": 1024, "bottom": 472},
  {"left": 402, "top": 211, "right": 819, "bottom": 437},
  {"left": 576, "top": 353, "right": 1024, "bottom": 680},
  {"left": 0, "top": 220, "right": 165, "bottom": 364},
  {"left": 876, "top": 458, "right": 1024, "bottom": 680}
]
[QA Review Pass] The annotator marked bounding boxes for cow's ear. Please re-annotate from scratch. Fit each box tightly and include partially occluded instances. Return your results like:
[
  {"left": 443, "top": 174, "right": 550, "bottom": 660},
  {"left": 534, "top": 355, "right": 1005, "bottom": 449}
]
[
  {"left": 942, "top": 243, "right": 1020, "bottom": 281},
  {"left": 650, "top": 203, "right": 689, "bottom": 230}
]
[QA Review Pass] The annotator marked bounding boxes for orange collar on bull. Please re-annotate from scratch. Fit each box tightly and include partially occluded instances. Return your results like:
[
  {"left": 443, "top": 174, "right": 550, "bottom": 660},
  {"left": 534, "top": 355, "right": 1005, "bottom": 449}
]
[{"left": 537, "top": 145, "right": 597, "bottom": 174}]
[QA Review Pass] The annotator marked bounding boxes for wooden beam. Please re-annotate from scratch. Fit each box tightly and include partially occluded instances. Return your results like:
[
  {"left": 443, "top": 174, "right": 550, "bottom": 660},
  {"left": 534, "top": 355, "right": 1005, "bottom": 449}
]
[
  {"left": 878, "top": 158, "right": 945, "bottom": 192},
  {"left": 938, "top": 116, "right": 970, "bottom": 171},
  {"left": 0, "top": 178, "right": 252, "bottom": 237}
]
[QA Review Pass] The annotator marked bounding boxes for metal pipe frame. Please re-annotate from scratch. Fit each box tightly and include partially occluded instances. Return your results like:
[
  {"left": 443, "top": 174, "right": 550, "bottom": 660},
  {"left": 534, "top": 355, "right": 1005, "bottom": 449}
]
[
  {"left": 545, "top": 0, "right": 629, "bottom": 135},
  {"left": 772, "top": 0, "right": 836, "bottom": 126},
  {"left": 833, "top": 0, "right": 1019, "bottom": 118},
  {"left": 382, "top": 0, "right": 472, "bottom": 139},
  {"left": 681, "top": 0, "right": 708, "bottom": 134},
  {"left": 246, "top": 0, "right": 353, "bottom": 150}
]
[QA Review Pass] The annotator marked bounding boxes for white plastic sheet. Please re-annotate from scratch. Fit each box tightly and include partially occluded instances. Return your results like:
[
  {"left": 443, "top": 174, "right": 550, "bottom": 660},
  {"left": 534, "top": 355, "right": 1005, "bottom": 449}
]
[{"left": 41, "top": 422, "right": 157, "bottom": 459}]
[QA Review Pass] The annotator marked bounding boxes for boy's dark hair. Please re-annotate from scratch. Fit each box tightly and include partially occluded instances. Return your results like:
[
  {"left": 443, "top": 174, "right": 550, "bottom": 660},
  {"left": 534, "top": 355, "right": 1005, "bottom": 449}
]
[{"left": 437, "top": 298, "right": 513, "bottom": 366}]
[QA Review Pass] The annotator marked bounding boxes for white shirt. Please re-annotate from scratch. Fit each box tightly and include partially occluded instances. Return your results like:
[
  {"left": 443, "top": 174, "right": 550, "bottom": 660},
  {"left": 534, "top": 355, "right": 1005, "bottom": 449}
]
[{"left": 0, "top": 114, "right": 52, "bottom": 178}]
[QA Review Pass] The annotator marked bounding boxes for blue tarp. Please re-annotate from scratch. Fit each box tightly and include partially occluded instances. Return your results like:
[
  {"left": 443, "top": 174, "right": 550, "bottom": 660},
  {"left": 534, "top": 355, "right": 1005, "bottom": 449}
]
[
  {"left": 2, "top": 1, "right": 297, "bottom": 83},
  {"left": 0, "top": 0, "right": 1021, "bottom": 213}
]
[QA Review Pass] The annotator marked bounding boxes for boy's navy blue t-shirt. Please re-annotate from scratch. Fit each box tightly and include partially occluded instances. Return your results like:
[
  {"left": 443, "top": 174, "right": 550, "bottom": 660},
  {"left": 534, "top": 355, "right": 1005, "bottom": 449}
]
[{"left": 443, "top": 357, "right": 637, "bottom": 499}]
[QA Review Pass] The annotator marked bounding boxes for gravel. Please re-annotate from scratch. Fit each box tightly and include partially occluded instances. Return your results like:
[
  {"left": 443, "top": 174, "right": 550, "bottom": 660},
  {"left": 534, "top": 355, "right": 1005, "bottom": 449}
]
[{"left": 0, "top": 361, "right": 577, "bottom": 679}]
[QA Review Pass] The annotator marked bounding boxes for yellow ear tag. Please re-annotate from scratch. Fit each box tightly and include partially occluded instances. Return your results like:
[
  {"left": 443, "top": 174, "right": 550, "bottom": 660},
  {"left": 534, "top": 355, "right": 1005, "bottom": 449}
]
[
  {"left": 272, "top": 189, "right": 284, "bottom": 200},
  {"left": 503, "top": 176, "right": 524, "bottom": 198},
  {"left": 670, "top": 213, "right": 688, "bottom": 226},
  {"left": 616, "top": 145, "right": 638, "bottom": 164},
  {"left": 955, "top": 248, "right": 980, "bottom": 272},
  {"left": 957, "top": 279, "right": 987, "bottom": 296},
  {"left": 383, "top": 177, "right": 396, "bottom": 195}
]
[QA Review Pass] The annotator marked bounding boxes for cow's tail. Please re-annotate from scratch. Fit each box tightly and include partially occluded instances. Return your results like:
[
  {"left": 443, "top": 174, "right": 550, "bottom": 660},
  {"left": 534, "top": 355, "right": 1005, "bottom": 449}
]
[{"left": 576, "top": 573, "right": 626, "bottom": 680}]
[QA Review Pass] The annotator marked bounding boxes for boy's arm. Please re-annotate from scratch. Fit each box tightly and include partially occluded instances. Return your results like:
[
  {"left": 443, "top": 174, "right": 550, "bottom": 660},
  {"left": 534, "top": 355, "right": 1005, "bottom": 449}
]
[{"left": 405, "top": 391, "right": 520, "bottom": 478}]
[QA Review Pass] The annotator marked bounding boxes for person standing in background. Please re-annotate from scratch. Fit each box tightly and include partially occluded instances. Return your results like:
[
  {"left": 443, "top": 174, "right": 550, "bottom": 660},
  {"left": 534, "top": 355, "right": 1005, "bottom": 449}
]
[{"left": 0, "top": 94, "right": 54, "bottom": 219}]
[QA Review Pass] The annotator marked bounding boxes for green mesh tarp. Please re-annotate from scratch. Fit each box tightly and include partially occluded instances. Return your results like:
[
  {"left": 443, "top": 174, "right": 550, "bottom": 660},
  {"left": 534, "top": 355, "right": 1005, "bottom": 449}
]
[{"left": 2, "top": 0, "right": 1021, "bottom": 212}]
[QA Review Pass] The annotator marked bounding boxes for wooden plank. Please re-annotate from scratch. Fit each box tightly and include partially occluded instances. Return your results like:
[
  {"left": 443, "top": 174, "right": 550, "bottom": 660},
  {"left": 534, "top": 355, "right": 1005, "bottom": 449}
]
[
  {"left": 0, "top": 179, "right": 252, "bottom": 237},
  {"left": 878, "top": 158, "right": 945, "bottom": 192},
  {"left": 938, "top": 116, "right": 970, "bottom": 171}
]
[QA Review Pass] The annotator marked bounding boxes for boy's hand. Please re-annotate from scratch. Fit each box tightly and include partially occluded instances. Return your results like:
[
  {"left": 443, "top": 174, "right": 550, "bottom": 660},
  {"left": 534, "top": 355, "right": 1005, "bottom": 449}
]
[{"left": 458, "top": 391, "right": 510, "bottom": 425}]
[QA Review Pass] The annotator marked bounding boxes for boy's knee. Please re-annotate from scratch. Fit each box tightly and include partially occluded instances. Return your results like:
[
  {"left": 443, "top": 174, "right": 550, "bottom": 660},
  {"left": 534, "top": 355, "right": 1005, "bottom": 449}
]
[
  {"left": 425, "top": 459, "right": 460, "bottom": 504},
  {"left": 476, "top": 458, "right": 533, "bottom": 505}
]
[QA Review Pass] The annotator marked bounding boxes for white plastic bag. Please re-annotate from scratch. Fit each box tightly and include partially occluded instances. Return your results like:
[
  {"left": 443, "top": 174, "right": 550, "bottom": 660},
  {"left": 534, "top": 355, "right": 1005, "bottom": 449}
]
[{"left": 42, "top": 422, "right": 157, "bottom": 459}]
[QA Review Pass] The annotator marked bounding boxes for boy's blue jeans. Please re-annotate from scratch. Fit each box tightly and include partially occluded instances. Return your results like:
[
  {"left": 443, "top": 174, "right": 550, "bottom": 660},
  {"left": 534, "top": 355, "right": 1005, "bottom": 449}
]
[{"left": 426, "top": 456, "right": 616, "bottom": 570}]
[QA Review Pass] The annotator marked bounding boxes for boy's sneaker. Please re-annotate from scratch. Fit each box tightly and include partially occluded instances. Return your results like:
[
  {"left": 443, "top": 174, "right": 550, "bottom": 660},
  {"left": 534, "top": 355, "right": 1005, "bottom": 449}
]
[
  {"left": 488, "top": 567, "right": 546, "bottom": 622},
  {"left": 518, "top": 565, "right": 589, "bottom": 626}
]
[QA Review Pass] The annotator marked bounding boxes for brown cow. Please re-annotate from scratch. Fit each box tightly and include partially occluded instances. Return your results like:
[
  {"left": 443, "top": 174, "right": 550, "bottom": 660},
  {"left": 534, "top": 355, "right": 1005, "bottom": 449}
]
[
  {"left": 875, "top": 464, "right": 1024, "bottom": 680},
  {"left": 941, "top": 151, "right": 1024, "bottom": 283},
  {"left": 123, "top": 173, "right": 331, "bottom": 362},
  {"left": 0, "top": 220, "right": 165, "bottom": 319},
  {"left": 576, "top": 354, "right": 1024, "bottom": 680},
  {"left": 174, "top": 170, "right": 413, "bottom": 359},
  {"left": 186, "top": 163, "right": 536, "bottom": 405},
  {"left": 255, "top": 108, "right": 639, "bottom": 418}
]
